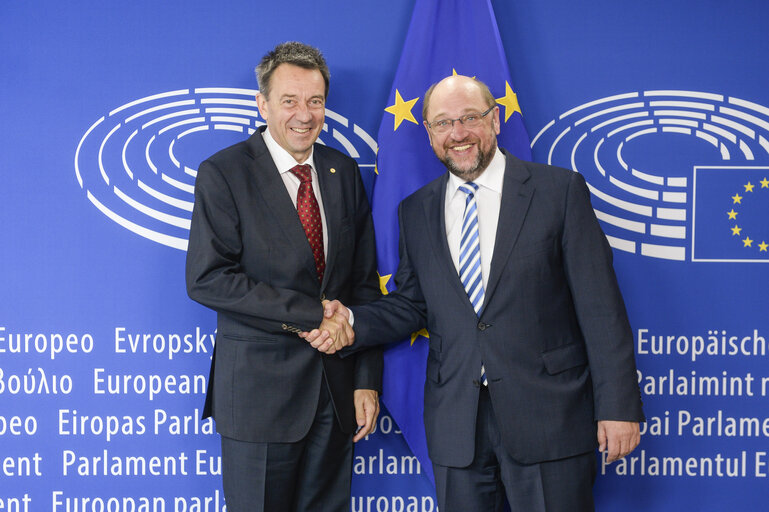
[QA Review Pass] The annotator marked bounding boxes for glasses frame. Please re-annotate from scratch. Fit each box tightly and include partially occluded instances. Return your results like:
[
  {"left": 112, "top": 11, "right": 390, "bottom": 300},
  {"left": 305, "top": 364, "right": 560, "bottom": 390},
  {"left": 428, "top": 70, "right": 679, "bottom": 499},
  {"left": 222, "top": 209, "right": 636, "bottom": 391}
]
[{"left": 426, "top": 105, "right": 495, "bottom": 133}]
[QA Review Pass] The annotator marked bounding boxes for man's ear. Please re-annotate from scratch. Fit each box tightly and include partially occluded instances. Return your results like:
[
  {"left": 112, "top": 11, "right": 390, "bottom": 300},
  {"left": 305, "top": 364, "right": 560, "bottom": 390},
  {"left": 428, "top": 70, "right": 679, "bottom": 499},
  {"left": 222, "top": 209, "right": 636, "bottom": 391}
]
[
  {"left": 423, "top": 121, "right": 433, "bottom": 145},
  {"left": 256, "top": 93, "right": 269, "bottom": 121}
]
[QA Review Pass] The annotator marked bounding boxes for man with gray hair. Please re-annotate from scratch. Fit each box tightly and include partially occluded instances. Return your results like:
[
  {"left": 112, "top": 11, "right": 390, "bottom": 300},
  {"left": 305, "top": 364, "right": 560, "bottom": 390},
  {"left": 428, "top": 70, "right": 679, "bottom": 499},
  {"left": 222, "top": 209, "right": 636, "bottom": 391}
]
[{"left": 186, "top": 41, "right": 382, "bottom": 511}]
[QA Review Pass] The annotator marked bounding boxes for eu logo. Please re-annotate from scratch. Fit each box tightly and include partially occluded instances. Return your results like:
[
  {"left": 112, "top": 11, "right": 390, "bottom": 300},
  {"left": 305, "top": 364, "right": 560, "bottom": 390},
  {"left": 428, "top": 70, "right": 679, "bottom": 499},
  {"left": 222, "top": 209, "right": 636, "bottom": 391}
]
[{"left": 692, "top": 166, "right": 769, "bottom": 262}]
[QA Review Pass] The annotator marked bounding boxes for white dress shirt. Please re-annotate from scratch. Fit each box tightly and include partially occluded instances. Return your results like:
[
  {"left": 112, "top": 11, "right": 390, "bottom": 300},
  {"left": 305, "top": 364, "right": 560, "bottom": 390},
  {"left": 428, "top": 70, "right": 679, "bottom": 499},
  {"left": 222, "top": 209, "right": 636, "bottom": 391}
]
[
  {"left": 262, "top": 128, "right": 328, "bottom": 259},
  {"left": 445, "top": 148, "right": 506, "bottom": 290},
  {"left": 351, "top": 148, "right": 506, "bottom": 327}
]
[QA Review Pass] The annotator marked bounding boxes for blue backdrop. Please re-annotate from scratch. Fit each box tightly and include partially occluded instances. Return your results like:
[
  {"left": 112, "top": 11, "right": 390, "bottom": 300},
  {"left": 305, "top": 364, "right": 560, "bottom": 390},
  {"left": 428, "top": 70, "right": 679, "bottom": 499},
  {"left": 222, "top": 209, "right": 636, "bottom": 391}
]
[{"left": 2, "top": 1, "right": 768, "bottom": 510}]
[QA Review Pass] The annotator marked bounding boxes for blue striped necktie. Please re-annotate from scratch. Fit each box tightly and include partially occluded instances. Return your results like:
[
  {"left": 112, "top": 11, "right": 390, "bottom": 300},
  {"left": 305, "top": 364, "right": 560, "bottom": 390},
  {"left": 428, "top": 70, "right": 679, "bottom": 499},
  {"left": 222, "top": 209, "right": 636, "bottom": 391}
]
[{"left": 458, "top": 182, "right": 487, "bottom": 386}]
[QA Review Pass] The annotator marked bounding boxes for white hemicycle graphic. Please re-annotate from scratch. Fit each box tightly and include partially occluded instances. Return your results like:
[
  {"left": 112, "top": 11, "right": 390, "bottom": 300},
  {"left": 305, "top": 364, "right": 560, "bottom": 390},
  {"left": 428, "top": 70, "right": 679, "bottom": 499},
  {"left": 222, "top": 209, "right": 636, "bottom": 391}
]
[
  {"left": 531, "top": 90, "right": 769, "bottom": 261},
  {"left": 75, "top": 88, "right": 377, "bottom": 250}
]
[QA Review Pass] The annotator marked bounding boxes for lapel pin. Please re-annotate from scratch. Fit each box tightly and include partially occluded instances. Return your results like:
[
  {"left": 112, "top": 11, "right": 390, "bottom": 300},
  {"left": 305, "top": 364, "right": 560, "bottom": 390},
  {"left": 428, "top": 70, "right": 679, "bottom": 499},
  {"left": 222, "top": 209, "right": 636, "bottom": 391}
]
[{"left": 329, "top": 168, "right": 336, "bottom": 174}]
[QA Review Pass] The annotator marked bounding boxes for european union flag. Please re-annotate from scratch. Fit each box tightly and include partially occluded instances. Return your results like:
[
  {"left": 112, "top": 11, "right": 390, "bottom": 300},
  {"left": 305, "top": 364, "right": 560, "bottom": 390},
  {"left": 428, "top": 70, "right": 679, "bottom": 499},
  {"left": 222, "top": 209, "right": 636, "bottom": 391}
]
[
  {"left": 692, "top": 166, "right": 769, "bottom": 262},
  {"left": 374, "top": 0, "right": 531, "bottom": 485}
]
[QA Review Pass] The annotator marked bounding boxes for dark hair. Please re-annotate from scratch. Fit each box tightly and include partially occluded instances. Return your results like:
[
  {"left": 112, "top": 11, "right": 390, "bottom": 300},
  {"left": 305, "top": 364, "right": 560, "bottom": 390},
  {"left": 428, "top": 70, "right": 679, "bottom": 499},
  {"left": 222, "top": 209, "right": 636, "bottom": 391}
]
[{"left": 255, "top": 41, "right": 330, "bottom": 99}]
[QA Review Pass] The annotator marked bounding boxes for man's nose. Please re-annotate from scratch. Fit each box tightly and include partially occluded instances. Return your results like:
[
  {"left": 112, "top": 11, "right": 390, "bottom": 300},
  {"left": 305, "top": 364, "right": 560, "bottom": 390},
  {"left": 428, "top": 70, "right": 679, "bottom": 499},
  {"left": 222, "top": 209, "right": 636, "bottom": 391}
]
[
  {"left": 450, "top": 119, "right": 470, "bottom": 139},
  {"left": 295, "top": 102, "right": 312, "bottom": 122}
]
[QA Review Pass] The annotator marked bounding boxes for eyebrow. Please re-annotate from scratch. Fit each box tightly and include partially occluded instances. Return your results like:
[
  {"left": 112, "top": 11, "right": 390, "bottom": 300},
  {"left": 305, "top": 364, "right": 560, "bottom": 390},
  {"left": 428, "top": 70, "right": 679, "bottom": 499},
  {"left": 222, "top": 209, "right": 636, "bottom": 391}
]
[
  {"left": 430, "top": 107, "right": 487, "bottom": 119},
  {"left": 278, "top": 93, "right": 325, "bottom": 101}
]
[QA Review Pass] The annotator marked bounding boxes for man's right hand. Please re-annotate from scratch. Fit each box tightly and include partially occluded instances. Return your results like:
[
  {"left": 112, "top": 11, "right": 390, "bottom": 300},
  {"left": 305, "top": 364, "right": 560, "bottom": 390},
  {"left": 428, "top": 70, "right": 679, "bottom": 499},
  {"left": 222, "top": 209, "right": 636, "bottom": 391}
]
[{"left": 300, "top": 300, "right": 352, "bottom": 354}]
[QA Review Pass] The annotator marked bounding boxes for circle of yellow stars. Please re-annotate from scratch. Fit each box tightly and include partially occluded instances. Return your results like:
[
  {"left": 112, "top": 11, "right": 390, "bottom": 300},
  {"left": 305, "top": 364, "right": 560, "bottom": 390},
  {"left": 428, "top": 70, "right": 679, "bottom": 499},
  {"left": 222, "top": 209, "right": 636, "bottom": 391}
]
[
  {"left": 384, "top": 70, "right": 521, "bottom": 131},
  {"left": 728, "top": 177, "right": 769, "bottom": 253}
]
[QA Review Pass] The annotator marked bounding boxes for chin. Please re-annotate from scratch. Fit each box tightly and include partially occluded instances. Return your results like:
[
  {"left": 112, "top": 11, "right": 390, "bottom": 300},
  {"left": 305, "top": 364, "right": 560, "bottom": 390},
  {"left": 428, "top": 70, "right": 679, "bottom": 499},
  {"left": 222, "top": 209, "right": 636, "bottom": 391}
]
[
  {"left": 443, "top": 156, "right": 482, "bottom": 179},
  {"left": 289, "top": 137, "right": 314, "bottom": 149}
]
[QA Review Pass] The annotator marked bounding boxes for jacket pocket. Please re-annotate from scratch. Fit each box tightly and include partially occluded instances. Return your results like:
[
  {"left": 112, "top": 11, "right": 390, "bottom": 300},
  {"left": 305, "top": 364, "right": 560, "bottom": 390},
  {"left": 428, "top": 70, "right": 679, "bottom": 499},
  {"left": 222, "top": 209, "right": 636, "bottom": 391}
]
[
  {"left": 220, "top": 333, "right": 279, "bottom": 343},
  {"left": 541, "top": 342, "right": 588, "bottom": 375},
  {"left": 511, "top": 236, "right": 555, "bottom": 260}
]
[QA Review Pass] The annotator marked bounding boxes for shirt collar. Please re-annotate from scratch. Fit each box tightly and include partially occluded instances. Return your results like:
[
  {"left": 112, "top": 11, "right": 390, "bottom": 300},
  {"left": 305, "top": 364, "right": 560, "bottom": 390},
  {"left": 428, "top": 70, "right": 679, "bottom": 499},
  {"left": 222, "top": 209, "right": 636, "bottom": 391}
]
[
  {"left": 262, "top": 127, "right": 315, "bottom": 175},
  {"left": 447, "top": 147, "right": 505, "bottom": 196}
]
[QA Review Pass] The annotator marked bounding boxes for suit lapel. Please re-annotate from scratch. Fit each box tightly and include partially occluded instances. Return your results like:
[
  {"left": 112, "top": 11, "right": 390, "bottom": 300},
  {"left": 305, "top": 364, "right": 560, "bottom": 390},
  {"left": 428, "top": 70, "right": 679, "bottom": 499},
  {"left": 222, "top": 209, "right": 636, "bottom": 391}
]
[
  {"left": 482, "top": 151, "right": 533, "bottom": 309},
  {"left": 422, "top": 173, "right": 478, "bottom": 310},
  {"left": 247, "top": 131, "right": 319, "bottom": 283},
  {"left": 314, "top": 149, "right": 342, "bottom": 292}
]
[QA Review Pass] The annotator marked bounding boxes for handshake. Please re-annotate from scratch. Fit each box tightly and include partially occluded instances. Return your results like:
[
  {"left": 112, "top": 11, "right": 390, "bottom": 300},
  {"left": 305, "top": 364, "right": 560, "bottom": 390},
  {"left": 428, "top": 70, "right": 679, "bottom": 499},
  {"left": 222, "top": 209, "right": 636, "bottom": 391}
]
[{"left": 300, "top": 300, "right": 353, "bottom": 354}]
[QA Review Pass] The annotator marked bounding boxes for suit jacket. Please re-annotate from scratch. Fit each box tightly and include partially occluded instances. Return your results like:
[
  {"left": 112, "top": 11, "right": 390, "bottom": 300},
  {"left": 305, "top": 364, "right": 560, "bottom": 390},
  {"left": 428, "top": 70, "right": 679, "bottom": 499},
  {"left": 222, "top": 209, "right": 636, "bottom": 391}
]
[
  {"left": 351, "top": 149, "right": 644, "bottom": 467},
  {"left": 186, "top": 127, "right": 382, "bottom": 443}
]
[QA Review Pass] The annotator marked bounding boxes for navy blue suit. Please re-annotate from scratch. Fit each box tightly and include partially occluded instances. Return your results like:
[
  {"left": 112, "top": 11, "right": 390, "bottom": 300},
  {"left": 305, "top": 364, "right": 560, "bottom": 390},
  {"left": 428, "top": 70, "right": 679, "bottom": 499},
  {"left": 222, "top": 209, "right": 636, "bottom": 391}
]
[
  {"left": 186, "top": 127, "right": 382, "bottom": 510},
  {"left": 351, "top": 150, "right": 643, "bottom": 508}
]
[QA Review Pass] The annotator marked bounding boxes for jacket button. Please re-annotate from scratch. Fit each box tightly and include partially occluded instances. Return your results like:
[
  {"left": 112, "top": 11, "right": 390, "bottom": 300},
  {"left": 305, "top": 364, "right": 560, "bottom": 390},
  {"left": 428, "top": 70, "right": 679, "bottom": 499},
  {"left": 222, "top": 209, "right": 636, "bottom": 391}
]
[
  {"left": 472, "top": 379, "right": 480, "bottom": 388},
  {"left": 478, "top": 322, "right": 487, "bottom": 331}
]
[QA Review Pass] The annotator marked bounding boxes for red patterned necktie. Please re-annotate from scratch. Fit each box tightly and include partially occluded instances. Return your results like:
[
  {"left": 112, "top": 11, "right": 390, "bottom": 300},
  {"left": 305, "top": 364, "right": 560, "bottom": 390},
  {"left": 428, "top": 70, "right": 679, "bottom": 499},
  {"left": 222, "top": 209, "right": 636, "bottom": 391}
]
[{"left": 290, "top": 164, "right": 325, "bottom": 282}]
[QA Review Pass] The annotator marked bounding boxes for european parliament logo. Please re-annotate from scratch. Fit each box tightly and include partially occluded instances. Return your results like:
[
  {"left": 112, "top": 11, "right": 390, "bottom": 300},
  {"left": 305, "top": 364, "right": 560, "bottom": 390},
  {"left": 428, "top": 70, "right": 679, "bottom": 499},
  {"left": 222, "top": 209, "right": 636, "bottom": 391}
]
[
  {"left": 74, "top": 88, "right": 377, "bottom": 250},
  {"left": 531, "top": 90, "right": 769, "bottom": 262}
]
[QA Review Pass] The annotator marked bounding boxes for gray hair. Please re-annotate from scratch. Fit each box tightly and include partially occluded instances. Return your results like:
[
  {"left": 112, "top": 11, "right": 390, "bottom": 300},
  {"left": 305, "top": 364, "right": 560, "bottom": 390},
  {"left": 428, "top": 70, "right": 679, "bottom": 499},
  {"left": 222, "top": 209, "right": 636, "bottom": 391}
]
[
  {"left": 255, "top": 41, "right": 330, "bottom": 99},
  {"left": 422, "top": 76, "right": 496, "bottom": 122}
]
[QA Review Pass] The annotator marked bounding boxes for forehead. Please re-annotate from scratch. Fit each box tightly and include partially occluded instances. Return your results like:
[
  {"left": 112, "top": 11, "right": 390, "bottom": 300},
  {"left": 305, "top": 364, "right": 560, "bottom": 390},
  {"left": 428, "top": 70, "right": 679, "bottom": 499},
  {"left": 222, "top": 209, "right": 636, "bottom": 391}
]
[
  {"left": 270, "top": 64, "right": 325, "bottom": 96},
  {"left": 428, "top": 81, "right": 488, "bottom": 118}
]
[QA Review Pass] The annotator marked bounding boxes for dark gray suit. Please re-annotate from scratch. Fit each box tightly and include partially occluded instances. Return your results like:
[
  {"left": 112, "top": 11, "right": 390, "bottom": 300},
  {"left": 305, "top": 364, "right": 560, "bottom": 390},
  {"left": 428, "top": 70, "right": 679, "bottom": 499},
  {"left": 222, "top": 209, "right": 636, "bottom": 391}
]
[
  {"left": 351, "top": 150, "right": 644, "bottom": 509},
  {"left": 186, "top": 127, "right": 382, "bottom": 509}
]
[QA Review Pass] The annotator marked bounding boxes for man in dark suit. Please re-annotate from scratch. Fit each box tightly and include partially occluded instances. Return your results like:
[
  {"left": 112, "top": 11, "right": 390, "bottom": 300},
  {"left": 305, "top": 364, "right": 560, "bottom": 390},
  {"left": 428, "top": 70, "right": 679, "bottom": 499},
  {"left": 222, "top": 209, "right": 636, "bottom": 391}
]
[
  {"left": 185, "top": 42, "right": 382, "bottom": 512},
  {"left": 307, "top": 75, "right": 644, "bottom": 511}
]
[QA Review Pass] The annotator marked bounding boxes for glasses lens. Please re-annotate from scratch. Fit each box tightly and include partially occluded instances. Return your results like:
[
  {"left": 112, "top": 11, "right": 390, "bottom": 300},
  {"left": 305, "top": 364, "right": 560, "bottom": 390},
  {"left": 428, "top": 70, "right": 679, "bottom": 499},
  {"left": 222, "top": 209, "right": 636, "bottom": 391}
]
[
  {"left": 431, "top": 108, "right": 489, "bottom": 133},
  {"left": 462, "top": 114, "right": 480, "bottom": 127},
  {"left": 432, "top": 120, "right": 450, "bottom": 133}
]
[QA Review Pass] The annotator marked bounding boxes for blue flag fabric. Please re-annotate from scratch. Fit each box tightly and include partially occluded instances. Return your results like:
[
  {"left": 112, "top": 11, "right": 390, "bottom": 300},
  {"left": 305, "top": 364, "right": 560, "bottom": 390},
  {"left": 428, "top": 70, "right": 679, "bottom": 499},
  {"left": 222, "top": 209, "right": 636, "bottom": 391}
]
[{"left": 373, "top": 0, "right": 532, "bottom": 485}]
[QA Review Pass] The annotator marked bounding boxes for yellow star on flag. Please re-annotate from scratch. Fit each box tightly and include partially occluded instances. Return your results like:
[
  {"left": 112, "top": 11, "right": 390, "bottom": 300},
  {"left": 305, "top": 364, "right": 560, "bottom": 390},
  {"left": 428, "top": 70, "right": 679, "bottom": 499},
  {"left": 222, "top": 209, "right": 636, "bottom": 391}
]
[
  {"left": 761, "top": 177, "right": 769, "bottom": 188},
  {"left": 727, "top": 209, "right": 738, "bottom": 220},
  {"left": 744, "top": 182, "right": 755, "bottom": 192},
  {"left": 410, "top": 328, "right": 429, "bottom": 345},
  {"left": 731, "top": 225, "right": 742, "bottom": 236},
  {"left": 452, "top": 69, "right": 476, "bottom": 79},
  {"left": 378, "top": 272, "right": 392, "bottom": 295},
  {"left": 495, "top": 81, "right": 521, "bottom": 122},
  {"left": 760, "top": 241, "right": 769, "bottom": 252},
  {"left": 732, "top": 193, "right": 743, "bottom": 204},
  {"left": 384, "top": 90, "right": 419, "bottom": 131},
  {"left": 743, "top": 236, "right": 753, "bottom": 247}
]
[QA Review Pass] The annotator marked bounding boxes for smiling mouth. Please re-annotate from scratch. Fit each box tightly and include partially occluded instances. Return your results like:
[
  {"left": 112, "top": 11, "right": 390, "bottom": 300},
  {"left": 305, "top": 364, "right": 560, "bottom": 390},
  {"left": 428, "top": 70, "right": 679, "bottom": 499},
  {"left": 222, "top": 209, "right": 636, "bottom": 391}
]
[
  {"left": 450, "top": 143, "right": 474, "bottom": 152},
  {"left": 291, "top": 127, "right": 311, "bottom": 134}
]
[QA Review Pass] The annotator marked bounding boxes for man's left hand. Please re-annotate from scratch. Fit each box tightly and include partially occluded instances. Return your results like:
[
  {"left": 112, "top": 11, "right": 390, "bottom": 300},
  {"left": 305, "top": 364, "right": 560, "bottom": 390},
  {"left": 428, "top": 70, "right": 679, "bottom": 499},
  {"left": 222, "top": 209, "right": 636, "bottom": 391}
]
[
  {"left": 597, "top": 420, "right": 640, "bottom": 463},
  {"left": 300, "top": 300, "right": 353, "bottom": 354},
  {"left": 353, "top": 389, "right": 380, "bottom": 443}
]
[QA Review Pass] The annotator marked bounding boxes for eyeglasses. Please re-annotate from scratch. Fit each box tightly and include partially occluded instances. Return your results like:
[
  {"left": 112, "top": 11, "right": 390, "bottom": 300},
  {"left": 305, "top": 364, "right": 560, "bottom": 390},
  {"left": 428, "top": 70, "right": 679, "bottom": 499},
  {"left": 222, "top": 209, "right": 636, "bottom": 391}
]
[{"left": 426, "top": 106, "right": 495, "bottom": 134}]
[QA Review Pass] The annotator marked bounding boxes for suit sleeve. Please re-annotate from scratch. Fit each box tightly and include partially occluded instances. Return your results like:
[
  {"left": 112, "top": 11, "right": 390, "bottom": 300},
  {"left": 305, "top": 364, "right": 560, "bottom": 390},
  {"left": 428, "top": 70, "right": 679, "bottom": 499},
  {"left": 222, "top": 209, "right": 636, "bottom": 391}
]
[
  {"left": 185, "top": 159, "right": 323, "bottom": 334},
  {"left": 348, "top": 161, "right": 384, "bottom": 392},
  {"left": 350, "top": 202, "right": 428, "bottom": 349},
  {"left": 561, "top": 171, "right": 644, "bottom": 422}
]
